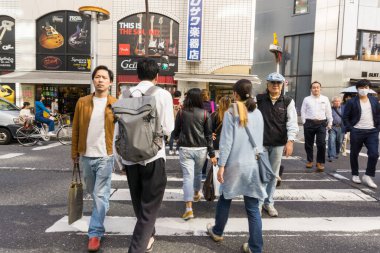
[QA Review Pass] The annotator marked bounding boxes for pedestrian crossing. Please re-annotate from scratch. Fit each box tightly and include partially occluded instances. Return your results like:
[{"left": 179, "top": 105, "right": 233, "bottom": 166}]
[{"left": 45, "top": 155, "right": 380, "bottom": 239}]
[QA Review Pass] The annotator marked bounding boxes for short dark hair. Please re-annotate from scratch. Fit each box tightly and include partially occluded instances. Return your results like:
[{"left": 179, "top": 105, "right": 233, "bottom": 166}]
[
  {"left": 183, "top": 88, "right": 204, "bottom": 111},
  {"left": 92, "top": 65, "right": 114, "bottom": 82},
  {"left": 137, "top": 58, "right": 159, "bottom": 81},
  {"left": 173, "top": 90, "right": 182, "bottom": 98},
  {"left": 356, "top": 79, "right": 371, "bottom": 89},
  {"left": 36, "top": 94, "right": 44, "bottom": 101},
  {"left": 310, "top": 81, "right": 321, "bottom": 89}
]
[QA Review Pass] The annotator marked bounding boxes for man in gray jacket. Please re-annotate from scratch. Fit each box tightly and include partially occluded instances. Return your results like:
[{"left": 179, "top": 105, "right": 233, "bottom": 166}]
[{"left": 256, "top": 72, "right": 299, "bottom": 217}]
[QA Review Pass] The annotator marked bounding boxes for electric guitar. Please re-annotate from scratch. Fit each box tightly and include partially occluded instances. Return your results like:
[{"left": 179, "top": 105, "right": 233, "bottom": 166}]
[
  {"left": 168, "top": 20, "right": 177, "bottom": 56},
  {"left": 0, "top": 20, "right": 15, "bottom": 45},
  {"left": 39, "top": 22, "right": 64, "bottom": 49},
  {"left": 148, "top": 15, "right": 157, "bottom": 55},
  {"left": 134, "top": 14, "right": 145, "bottom": 56},
  {"left": 68, "top": 21, "right": 88, "bottom": 49},
  {"left": 157, "top": 17, "right": 165, "bottom": 55}
]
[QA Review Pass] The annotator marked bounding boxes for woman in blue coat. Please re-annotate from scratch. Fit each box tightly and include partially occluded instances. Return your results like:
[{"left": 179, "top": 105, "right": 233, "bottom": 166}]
[{"left": 207, "top": 79, "right": 266, "bottom": 253}]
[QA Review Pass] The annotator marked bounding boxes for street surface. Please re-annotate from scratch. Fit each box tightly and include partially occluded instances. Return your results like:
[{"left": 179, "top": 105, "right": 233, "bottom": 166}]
[{"left": 1, "top": 131, "right": 380, "bottom": 253}]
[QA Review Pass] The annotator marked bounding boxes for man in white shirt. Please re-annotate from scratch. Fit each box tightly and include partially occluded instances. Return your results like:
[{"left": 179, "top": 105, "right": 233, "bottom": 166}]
[
  {"left": 71, "top": 65, "right": 117, "bottom": 252},
  {"left": 343, "top": 79, "right": 380, "bottom": 189},
  {"left": 301, "top": 81, "right": 333, "bottom": 172},
  {"left": 115, "top": 58, "right": 174, "bottom": 253}
]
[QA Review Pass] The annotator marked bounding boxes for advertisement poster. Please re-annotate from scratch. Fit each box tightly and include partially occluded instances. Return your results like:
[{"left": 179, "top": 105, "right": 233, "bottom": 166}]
[
  {"left": 0, "top": 83, "right": 15, "bottom": 103},
  {"left": 67, "top": 55, "right": 91, "bottom": 71},
  {"left": 21, "top": 85, "right": 35, "bottom": 105},
  {"left": 361, "top": 31, "right": 380, "bottom": 61},
  {"left": 117, "top": 13, "right": 179, "bottom": 76},
  {"left": 36, "top": 11, "right": 91, "bottom": 71},
  {"left": 0, "top": 15, "right": 15, "bottom": 71}
]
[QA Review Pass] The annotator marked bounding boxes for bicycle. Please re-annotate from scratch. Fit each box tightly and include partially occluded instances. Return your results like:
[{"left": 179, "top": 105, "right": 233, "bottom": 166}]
[{"left": 16, "top": 113, "right": 72, "bottom": 146}]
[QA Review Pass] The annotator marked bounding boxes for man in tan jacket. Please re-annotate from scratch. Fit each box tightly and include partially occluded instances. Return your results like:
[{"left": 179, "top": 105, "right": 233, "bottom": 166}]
[{"left": 71, "top": 65, "right": 117, "bottom": 252}]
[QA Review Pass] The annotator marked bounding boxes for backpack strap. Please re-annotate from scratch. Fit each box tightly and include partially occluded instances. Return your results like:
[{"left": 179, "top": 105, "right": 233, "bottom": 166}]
[
  {"left": 144, "top": 86, "right": 161, "bottom": 96},
  {"left": 122, "top": 88, "right": 133, "bottom": 98}
]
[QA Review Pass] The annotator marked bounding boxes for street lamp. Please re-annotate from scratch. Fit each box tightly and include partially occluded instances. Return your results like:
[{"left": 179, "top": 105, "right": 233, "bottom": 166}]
[
  {"left": 78, "top": 6, "right": 110, "bottom": 93},
  {"left": 269, "top": 32, "right": 282, "bottom": 73}
]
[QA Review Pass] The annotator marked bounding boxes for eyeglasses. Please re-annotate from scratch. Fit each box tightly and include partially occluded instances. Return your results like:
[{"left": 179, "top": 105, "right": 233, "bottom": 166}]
[{"left": 269, "top": 81, "right": 282, "bottom": 85}]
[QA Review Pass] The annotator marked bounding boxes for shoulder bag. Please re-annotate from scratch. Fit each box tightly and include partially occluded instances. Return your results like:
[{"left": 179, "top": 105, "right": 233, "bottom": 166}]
[{"left": 68, "top": 162, "right": 83, "bottom": 224}]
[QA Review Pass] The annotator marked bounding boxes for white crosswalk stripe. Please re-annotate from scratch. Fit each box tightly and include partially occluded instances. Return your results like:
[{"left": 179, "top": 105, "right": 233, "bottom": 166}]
[{"left": 45, "top": 152, "right": 380, "bottom": 237}]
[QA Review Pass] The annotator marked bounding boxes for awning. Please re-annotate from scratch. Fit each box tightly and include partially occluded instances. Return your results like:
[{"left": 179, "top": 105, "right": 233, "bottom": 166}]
[
  {"left": 0, "top": 70, "right": 91, "bottom": 85},
  {"left": 118, "top": 75, "right": 176, "bottom": 85},
  {"left": 174, "top": 72, "right": 261, "bottom": 84}
]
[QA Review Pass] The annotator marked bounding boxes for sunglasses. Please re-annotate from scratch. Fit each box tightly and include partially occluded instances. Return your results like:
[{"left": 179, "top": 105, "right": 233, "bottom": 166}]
[{"left": 269, "top": 81, "right": 282, "bottom": 85}]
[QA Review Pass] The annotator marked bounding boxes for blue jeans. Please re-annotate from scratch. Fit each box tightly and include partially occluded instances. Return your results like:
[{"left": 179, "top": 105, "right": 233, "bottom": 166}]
[
  {"left": 168, "top": 132, "right": 178, "bottom": 151},
  {"left": 350, "top": 128, "right": 379, "bottom": 177},
  {"left": 328, "top": 126, "right": 343, "bottom": 159},
  {"left": 35, "top": 114, "right": 55, "bottom": 132},
  {"left": 80, "top": 156, "right": 113, "bottom": 238},
  {"left": 179, "top": 148, "right": 207, "bottom": 202},
  {"left": 213, "top": 195, "right": 263, "bottom": 253},
  {"left": 263, "top": 146, "right": 284, "bottom": 206}
]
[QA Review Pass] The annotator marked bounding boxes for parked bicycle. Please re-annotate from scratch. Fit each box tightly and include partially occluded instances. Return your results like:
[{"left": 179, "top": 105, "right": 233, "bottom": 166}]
[{"left": 15, "top": 113, "right": 72, "bottom": 146}]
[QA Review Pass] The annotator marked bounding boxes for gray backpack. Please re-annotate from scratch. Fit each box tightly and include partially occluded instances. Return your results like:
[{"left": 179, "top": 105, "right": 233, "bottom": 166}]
[{"left": 112, "top": 86, "right": 163, "bottom": 162}]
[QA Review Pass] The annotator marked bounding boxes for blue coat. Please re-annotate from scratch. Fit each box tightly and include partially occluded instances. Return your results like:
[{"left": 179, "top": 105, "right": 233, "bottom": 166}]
[
  {"left": 342, "top": 96, "right": 380, "bottom": 132},
  {"left": 218, "top": 108, "right": 267, "bottom": 201}
]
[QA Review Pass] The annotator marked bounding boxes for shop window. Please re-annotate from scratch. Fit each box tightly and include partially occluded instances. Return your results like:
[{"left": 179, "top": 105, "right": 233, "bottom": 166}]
[
  {"left": 36, "top": 11, "right": 91, "bottom": 72},
  {"left": 0, "top": 15, "right": 15, "bottom": 72},
  {"left": 357, "top": 30, "right": 380, "bottom": 62},
  {"left": 294, "top": 0, "right": 308, "bottom": 15}
]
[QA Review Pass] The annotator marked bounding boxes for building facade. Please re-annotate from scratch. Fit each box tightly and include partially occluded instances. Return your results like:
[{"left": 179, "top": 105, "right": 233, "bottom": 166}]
[
  {"left": 253, "top": 0, "right": 380, "bottom": 110},
  {"left": 0, "top": 0, "right": 259, "bottom": 112}
]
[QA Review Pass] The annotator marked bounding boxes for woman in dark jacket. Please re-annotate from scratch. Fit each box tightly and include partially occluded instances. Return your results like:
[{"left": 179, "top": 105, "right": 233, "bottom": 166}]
[{"left": 172, "top": 88, "right": 217, "bottom": 220}]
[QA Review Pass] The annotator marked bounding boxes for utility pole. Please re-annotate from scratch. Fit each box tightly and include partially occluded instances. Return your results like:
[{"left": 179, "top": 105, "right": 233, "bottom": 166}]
[{"left": 145, "top": 0, "right": 149, "bottom": 57}]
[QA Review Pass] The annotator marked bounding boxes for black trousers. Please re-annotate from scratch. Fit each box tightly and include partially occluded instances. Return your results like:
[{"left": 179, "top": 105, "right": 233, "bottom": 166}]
[
  {"left": 125, "top": 158, "right": 167, "bottom": 253},
  {"left": 304, "top": 120, "right": 327, "bottom": 164}
]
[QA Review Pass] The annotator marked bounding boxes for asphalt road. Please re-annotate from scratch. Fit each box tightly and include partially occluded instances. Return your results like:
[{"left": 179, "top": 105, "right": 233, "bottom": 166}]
[{"left": 0, "top": 136, "right": 380, "bottom": 253}]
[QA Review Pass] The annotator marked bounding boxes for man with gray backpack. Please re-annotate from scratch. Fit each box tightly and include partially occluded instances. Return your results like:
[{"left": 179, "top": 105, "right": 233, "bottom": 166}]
[{"left": 112, "top": 58, "right": 174, "bottom": 253}]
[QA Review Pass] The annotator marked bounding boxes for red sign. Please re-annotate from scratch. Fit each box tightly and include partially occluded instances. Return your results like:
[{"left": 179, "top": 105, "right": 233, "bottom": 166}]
[
  {"left": 119, "top": 44, "right": 130, "bottom": 56},
  {"left": 42, "top": 56, "right": 62, "bottom": 69}
]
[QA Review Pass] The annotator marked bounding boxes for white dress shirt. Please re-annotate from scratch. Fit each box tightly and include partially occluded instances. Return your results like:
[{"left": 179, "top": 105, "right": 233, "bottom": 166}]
[
  {"left": 301, "top": 94, "right": 333, "bottom": 126},
  {"left": 114, "top": 81, "right": 175, "bottom": 166}
]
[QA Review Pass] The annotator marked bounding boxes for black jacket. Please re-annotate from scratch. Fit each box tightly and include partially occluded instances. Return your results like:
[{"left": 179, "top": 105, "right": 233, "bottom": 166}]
[
  {"left": 211, "top": 111, "right": 222, "bottom": 150},
  {"left": 257, "top": 93, "right": 292, "bottom": 146},
  {"left": 172, "top": 107, "right": 215, "bottom": 158},
  {"left": 343, "top": 96, "right": 380, "bottom": 132}
]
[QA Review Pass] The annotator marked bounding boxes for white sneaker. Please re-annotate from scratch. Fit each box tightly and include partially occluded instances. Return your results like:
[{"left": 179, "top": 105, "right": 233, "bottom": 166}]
[
  {"left": 168, "top": 150, "right": 174, "bottom": 155},
  {"left": 352, "top": 176, "right": 361, "bottom": 184},
  {"left": 175, "top": 150, "right": 180, "bottom": 155},
  {"left": 362, "top": 175, "right": 378, "bottom": 189},
  {"left": 263, "top": 204, "right": 278, "bottom": 217},
  {"left": 47, "top": 131, "right": 56, "bottom": 137}
]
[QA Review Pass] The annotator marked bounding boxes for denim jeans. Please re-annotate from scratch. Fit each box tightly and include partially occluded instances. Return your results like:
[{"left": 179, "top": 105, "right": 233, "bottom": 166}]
[
  {"left": 349, "top": 128, "right": 379, "bottom": 177},
  {"left": 35, "top": 115, "right": 55, "bottom": 132},
  {"left": 328, "top": 126, "right": 343, "bottom": 159},
  {"left": 168, "top": 132, "right": 178, "bottom": 151},
  {"left": 263, "top": 145, "right": 284, "bottom": 206},
  {"left": 213, "top": 194, "right": 263, "bottom": 253},
  {"left": 179, "top": 148, "right": 207, "bottom": 202},
  {"left": 80, "top": 156, "right": 113, "bottom": 238}
]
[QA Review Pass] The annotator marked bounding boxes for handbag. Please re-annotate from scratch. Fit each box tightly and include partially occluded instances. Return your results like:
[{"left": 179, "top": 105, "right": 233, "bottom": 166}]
[
  {"left": 68, "top": 162, "right": 83, "bottom": 225},
  {"left": 202, "top": 165, "right": 216, "bottom": 201},
  {"left": 244, "top": 127, "right": 275, "bottom": 184}
]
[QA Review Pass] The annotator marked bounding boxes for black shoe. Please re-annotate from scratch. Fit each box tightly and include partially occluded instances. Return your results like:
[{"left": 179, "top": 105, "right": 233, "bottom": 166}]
[{"left": 328, "top": 158, "right": 333, "bottom": 162}]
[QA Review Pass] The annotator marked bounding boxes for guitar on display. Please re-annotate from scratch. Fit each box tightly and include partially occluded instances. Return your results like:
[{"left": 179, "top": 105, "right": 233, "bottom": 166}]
[
  {"left": 0, "top": 20, "right": 15, "bottom": 46},
  {"left": 69, "top": 21, "right": 88, "bottom": 50},
  {"left": 134, "top": 13, "right": 145, "bottom": 56},
  {"left": 168, "top": 20, "right": 177, "bottom": 56},
  {"left": 157, "top": 17, "right": 165, "bottom": 55},
  {"left": 148, "top": 15, "right": 157, "bottom": 55},
  {"left": 39, "top": 22, "right": 64, "bottom": 49}
]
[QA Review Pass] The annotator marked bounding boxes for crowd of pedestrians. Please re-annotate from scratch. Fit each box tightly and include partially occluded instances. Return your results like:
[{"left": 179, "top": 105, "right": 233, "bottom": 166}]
[{"left": 71, "top": 58, "right": 380, "bottom": 253}]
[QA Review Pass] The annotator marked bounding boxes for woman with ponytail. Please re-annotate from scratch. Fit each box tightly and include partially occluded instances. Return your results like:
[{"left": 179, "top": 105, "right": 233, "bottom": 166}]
[{"left": 207, "top": 79, "right": 266, "bottom": 253}]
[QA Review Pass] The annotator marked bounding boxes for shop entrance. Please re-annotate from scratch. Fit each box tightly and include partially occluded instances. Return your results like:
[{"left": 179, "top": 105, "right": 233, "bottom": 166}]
[{"left": 209, "top": 83, "right": 233, "bottom": 102}]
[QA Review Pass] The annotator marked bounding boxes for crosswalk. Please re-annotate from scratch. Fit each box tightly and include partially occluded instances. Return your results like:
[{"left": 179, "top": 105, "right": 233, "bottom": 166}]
[{"left": 45, "top": 153, "right": 380, "bottom": 241}]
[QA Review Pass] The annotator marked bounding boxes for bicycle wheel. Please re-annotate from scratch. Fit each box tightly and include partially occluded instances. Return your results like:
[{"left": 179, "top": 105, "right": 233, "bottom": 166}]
[
  {"left": 16, "top": 126, "right": 40, "bottom": 146},
  {"left": 57, "top": 125, "right": 72, "bottom": 145}
]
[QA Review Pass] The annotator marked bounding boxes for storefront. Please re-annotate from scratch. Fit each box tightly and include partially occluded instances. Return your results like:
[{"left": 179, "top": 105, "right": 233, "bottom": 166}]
[{"left": 116, "top": 12, "right": 179, "bottom": 95}]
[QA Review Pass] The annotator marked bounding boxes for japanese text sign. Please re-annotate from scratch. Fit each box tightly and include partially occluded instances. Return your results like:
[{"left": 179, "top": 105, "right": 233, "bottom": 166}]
[{"left": 186, "top": 0, "right": 203, "bottom": 61}]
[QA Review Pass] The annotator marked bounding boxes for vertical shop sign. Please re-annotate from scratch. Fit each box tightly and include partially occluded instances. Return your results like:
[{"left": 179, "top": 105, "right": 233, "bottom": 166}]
[
  {"left": 0, "top": 16, "right": 15, "bottom": 71},
  {"left": 186, "top": 0, "right": 203, "bottom": 62}
]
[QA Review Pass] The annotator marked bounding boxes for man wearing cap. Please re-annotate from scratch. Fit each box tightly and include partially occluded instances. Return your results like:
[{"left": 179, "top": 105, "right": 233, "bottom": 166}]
[
  {"left": 301, "top": 81, "right": 333, "bottom": 172},
  {"left": 343, "top": 79, "right": 380, "bottom": 188},
  {"left": 256, "top": 72, "right": 298, "bottom": 217}
]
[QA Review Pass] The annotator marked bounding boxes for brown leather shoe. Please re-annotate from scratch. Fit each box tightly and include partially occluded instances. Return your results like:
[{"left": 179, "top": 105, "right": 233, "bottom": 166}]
[
  {"left": 316, "top": 163, "right": 325, "bottom": 172},
  {"left": 306, "top": 162, "right": 313, "bottom": 168},
  {"left": 88, "top": 237, "right": 100, "bottom": 252}
]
